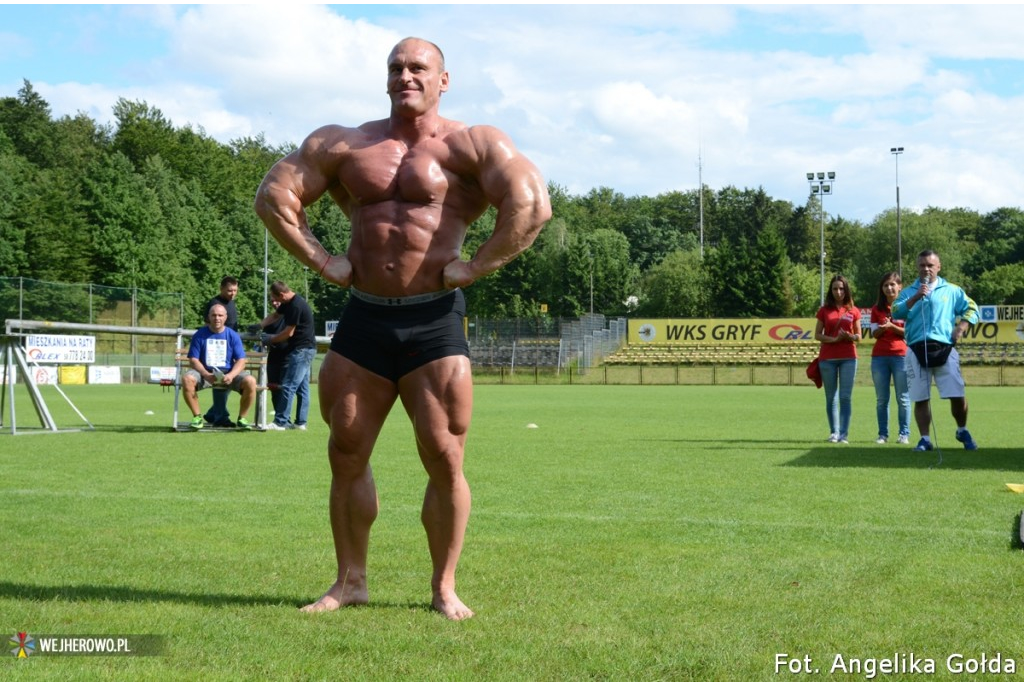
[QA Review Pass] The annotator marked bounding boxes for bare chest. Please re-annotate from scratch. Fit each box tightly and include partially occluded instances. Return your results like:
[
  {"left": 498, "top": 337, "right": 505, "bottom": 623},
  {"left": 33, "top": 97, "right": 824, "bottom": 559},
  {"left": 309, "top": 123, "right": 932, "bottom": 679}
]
[{"left": 337, "top": 138, "right": 476, "bottom": 209}]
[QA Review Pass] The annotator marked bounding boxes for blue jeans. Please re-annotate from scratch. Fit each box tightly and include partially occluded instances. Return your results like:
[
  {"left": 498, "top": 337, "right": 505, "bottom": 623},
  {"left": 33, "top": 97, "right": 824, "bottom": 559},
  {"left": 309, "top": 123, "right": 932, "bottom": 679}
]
[
  {"left": 871, "top": 355, "right": 910, "bottom": 439},
  {"left": 819, "top": 358, "right": 857, "bottom": 435},
  {"left": 203, "top": 388, "right": 231, "bottom": 424},
  {"left": 273, "top": 347, "right": 316, "bottom": 427}
]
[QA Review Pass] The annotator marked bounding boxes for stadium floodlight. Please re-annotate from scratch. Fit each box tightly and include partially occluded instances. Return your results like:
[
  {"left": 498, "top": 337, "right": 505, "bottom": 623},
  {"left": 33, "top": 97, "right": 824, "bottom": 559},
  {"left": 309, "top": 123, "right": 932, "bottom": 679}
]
[
  {"left": 891, "top": 147, "right": 904, "bottom": 278},
  {"left": 807, "top": 171, "right": 837, "bottom": 306}
]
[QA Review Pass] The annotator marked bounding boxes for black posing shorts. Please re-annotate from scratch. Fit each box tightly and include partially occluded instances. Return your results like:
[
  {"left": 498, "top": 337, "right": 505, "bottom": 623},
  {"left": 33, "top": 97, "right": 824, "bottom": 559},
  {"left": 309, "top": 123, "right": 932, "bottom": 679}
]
[{"left": 330, "top": 289, "right": 469, "bottom": 383}]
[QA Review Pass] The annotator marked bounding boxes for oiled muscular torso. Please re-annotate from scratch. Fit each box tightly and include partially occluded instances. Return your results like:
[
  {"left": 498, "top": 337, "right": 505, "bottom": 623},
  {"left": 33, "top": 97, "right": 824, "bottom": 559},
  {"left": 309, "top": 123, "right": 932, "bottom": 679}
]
[{"left": 325, "top": 119, "right": 491, "bottom": 297}]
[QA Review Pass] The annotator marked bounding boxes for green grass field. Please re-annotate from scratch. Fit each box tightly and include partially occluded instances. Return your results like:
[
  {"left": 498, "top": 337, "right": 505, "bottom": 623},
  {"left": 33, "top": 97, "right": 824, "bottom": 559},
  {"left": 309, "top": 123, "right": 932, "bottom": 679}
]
[{"left": 2, "top": 383, "right": 1024, "bottom": 681}]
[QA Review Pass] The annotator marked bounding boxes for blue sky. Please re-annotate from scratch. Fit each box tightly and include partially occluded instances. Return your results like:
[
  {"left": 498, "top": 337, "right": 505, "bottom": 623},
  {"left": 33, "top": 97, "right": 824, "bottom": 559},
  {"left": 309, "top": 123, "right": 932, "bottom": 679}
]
[{"left": 2, "top": 4, "right": 1023, "bottom": 223}]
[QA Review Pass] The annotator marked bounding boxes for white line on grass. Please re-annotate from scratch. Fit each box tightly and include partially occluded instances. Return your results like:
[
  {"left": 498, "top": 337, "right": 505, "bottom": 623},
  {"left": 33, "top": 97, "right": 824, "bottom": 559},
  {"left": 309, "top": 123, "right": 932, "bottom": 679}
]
[
  {"left": 4, "top": 488, "right": 1009, "bottom": 543},
  {"left": 2, "top": 487, "right": 290, "bottom": 506}
]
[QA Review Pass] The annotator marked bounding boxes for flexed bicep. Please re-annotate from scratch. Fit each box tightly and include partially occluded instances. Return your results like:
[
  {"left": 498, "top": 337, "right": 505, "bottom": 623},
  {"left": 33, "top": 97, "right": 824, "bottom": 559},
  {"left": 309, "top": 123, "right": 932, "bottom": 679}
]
[
  {"left": 256, "top": 127, "right": 341, "bottom": 220},
  {"left": 462, "top": 126, "right": 551, "bottom": 281},
  {"left": 255, "top": 125, "right": 352, "bottom": 270}
]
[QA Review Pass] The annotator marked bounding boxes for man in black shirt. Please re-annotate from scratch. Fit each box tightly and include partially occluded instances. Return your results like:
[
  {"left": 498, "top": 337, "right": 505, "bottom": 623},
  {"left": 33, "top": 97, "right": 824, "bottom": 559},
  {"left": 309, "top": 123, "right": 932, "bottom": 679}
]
[
  {"left": 202, "top": 276, "right": 240, "bottom": 427},
  {"left": 260, "top": 280, "right": 316, "bottom": 430},
  {"left": 261, "top": 293, "right": 287, "bottom": 409}
]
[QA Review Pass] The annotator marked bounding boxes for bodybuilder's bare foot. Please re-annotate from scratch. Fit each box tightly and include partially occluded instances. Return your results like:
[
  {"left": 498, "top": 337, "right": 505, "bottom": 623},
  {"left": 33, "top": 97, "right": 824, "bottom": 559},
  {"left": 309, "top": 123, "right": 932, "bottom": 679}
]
[
  {"left": 432, "top": 589, "right": 474, "bottom": 620},
  {"left": 300, "top": 580, "right": 369, "bottom": 613}
]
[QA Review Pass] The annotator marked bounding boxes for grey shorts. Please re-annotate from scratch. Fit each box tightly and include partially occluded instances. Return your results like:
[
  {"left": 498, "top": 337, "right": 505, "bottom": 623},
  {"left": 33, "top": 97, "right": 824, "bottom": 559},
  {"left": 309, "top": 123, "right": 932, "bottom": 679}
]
[
  {"left": 905, "top": 347, "right": 965, "bottom": 401},
  {"left": 183, "top": 368, "right": 252, "bottom": 393}
]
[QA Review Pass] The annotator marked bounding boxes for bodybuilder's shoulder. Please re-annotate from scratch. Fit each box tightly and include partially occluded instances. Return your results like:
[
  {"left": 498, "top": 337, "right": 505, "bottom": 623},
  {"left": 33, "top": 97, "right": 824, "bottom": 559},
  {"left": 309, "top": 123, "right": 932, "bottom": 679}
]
[
  {"left": 302, "top": 121, "right": 386, "bottom": 157},
  {"left": 444, "top": 123, "right": 518, "bottom": 165}
]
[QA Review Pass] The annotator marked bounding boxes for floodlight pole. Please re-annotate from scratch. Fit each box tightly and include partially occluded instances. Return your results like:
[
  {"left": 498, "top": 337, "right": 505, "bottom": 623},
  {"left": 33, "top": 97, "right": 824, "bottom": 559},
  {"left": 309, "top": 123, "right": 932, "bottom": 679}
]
[
  {"left": 589, "top": 254, "right": 595, "bottom": 314},
  {"left": 268, "top": 227, "right": 272, "bottom": 317},
  {"left": 698, "top": 146, "right": 704, "bottom": 259},
  {"left": 891, "top": 147, "right": 904, "bottom": 279},
  {"left": 806, "top": 171, "right": 836, "bottom": 306},
  {"left": 262, "top": 228, "right": 274, "bottom": 319}
]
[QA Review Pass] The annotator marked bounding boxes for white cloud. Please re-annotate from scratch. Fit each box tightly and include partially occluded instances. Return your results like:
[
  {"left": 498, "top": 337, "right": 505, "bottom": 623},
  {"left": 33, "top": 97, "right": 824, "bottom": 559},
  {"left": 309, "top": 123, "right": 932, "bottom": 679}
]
[
  {"left": 38, "top": 79, "right": 251, "bottom": 141},
  {"left": 162, "top": 5, "right": 402, "bottom": 144},
  {"left": 6, "top": 4, "right": 1024, "bottom": 221},
  {"left": 593, "top": 82, "right": 700, "bottom": 142},
  {"left": 854, "top": 5, "right": 1024, "bottom": 60}
]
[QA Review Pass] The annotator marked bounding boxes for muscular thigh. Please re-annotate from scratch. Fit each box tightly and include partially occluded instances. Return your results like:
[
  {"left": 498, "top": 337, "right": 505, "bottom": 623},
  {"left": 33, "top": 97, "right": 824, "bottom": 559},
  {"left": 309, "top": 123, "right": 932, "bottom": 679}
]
[
  {"left": 398, "top": 355, "right": 473, "bottom": 462},
  {"left": 319, "top": 351, "right": 398, "bottom": 456}
]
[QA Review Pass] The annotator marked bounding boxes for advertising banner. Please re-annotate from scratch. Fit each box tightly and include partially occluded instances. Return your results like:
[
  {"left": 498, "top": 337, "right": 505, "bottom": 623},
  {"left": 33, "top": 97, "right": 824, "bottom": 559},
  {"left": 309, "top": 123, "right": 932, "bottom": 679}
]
[
  {"left": 630, "top": 319, "right": 818, "bottom": 345},
  {"left": 33, "top": 366, "right": 59, "bottom": 385},
  {"left": 26, "top": 335, "right": 96, "bottom": 364},
  {"left": 88, "top": 366, "right": 122, "bottom": 384},
  {"left": 629, "top": 319, "right": 1024, "bottom": 345},
  {"left": 59, "top": 366, "right": 87, "bottom": 385}
]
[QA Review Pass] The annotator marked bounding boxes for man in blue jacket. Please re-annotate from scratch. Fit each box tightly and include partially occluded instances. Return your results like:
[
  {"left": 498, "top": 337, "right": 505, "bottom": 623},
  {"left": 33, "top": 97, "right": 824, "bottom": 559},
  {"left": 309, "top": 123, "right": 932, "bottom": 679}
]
[{"left": 892, "top": 249, "right": 979, "bottom": 452}]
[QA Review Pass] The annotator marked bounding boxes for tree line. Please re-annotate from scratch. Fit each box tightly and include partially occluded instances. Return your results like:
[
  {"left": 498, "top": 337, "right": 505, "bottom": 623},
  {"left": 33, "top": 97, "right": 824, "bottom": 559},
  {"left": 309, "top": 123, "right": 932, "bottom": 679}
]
[{"left": 3, "top": 80, "right": 1023, "bottom": 329}]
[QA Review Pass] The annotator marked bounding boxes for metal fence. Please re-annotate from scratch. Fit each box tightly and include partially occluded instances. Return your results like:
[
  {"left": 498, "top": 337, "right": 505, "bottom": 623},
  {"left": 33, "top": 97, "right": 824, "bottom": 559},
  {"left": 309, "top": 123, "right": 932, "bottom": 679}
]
[
  {"left": 1, "top": 277, "right": 184, "bottom": 357},
  {"left": 472, "top": 363, "right": 1024, "bottom": 387},
  {"left": 4, "top": 278, "right": 639, "bottom": 383},
  {"left": 466, "top": 313, "right": 628, "bottom": 372}
]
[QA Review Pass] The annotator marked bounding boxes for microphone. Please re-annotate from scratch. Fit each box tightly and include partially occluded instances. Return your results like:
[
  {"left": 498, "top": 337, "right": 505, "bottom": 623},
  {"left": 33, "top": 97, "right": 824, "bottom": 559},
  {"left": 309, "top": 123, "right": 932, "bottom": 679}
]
[{"left": 921, "top": 273, "right": 933, "bottom": 298}]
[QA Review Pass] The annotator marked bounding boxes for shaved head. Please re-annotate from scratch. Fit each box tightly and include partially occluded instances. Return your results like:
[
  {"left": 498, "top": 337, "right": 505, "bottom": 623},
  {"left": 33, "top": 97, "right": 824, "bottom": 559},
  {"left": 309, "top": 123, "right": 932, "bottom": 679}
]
[{"left": 390, "top": 37, "right": 445, "bottom": 70}]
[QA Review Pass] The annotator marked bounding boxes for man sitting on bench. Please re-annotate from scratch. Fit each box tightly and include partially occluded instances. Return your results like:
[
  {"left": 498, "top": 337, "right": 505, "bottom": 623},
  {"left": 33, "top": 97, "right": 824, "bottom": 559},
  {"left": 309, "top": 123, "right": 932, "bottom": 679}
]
[{"left": 182, "top": 303, "right": 257, "bottom": 431}]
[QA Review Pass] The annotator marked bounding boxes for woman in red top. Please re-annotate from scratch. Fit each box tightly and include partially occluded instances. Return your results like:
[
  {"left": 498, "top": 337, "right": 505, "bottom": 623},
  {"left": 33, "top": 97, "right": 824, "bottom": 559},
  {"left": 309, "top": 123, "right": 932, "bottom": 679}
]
[
  {"left": 814, "top": 275, "right": 862, "bottom": 443},
  {"left": 869, "top": 272, "right": 910, "bottom": 444}
]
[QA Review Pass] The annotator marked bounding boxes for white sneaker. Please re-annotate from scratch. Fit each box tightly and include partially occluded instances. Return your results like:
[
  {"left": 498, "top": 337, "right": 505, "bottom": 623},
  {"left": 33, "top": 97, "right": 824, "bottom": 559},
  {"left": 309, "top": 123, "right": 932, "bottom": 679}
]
[
  {"left": 265, "top": 422, "right": 287, "bottom": 431},
  {"left": 838, "top": 434, "right": 849, "bottom": 444},
  {"left": 876, "top": 436, "right": 887, "bottom": 444},
  {"left": 287, "top": 423, "right": 307, "bottom": 431},
  {"left": 897, "top": 434, "right": 910, "bottom": 445},
  {"left": 828, "top": 433, "right": 839, "bottom": 443}
]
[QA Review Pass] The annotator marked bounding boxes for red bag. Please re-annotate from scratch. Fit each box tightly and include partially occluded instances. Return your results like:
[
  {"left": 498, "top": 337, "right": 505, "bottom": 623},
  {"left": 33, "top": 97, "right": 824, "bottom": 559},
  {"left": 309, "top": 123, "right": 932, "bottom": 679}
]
[{"left": 806, "top": 357, "right": 823, "bottom": 388}]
